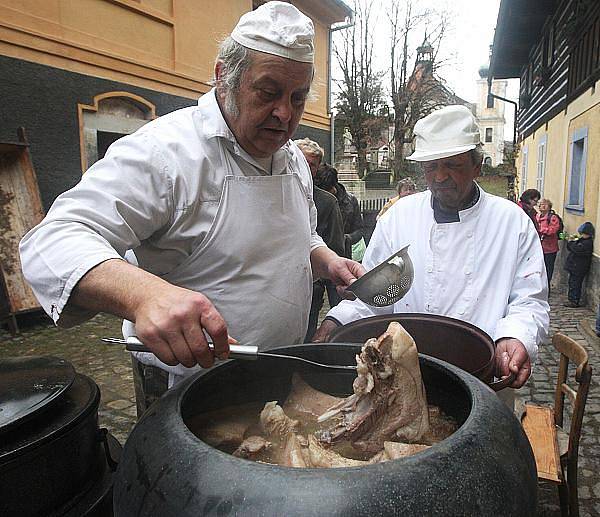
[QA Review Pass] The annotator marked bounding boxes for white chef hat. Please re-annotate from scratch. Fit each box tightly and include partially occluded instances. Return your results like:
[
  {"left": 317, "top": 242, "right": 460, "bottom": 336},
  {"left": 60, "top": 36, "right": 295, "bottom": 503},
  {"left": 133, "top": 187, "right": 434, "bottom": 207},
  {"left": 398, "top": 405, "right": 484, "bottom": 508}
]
[
  {"left": 231, "top": 1, "right": 314, "bottom": 63},
  {"left": 407, "top": 105, "right": 481, "bottom": 162}
]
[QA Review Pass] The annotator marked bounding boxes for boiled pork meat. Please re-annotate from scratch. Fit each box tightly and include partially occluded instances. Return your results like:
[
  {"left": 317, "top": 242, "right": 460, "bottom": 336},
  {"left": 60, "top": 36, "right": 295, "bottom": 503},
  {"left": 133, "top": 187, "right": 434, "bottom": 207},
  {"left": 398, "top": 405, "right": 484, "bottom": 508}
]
[
  {"left": 283, "top": 373, "right": 343, "bottom": 419},
  {"left": 233, "top": 436, "right": 272, "bottom": 459},
  {"left": 260, "top": 401, "right": 308, "bottom": 467},
  {"left": 305, "top": 435, "right": 369, "bottom": 468},
  {"left": 258, "top": 402, "right": 373, "bottom": 468},
  {"left": 317, "top": 321, "right": 430, "bottom": 453},
  {"left": 370, "top": 442, "right": 430, "bottom": 462}
]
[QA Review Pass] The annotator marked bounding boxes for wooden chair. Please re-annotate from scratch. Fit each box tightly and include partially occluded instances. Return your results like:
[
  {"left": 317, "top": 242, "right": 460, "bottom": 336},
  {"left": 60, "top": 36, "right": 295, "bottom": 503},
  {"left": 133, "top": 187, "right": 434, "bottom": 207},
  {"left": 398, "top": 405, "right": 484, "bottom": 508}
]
[{"left": 521, "top": 333, "right": 592, "bottom": 517}]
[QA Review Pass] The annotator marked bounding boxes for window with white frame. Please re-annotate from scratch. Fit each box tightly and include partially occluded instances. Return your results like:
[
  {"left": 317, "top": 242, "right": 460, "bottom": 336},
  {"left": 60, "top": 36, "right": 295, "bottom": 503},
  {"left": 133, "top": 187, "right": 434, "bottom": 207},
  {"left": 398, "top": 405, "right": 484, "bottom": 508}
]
[
  {"left": 536, "top": 135, "right": 547, "bottom": 193},
  {"left": 520, "top": 145, "right": 528, "bottom": 193},
  {"left": 566, "top": 127, "right": 588, "bottom": 211}
]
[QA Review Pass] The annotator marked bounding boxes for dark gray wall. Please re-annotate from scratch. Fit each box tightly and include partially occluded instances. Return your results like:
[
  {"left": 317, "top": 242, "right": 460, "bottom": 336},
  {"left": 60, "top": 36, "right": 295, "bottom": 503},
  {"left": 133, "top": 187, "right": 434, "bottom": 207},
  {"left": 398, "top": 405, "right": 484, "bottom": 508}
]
[
  {"left": 292, "top": 125, "right": 331, "bottom": 164},
  {"left": 1, "top": 55, "right": 331, "bottom": 210},
  {"left": 0, "top": 55, "right": 195, "bottom": 209}
]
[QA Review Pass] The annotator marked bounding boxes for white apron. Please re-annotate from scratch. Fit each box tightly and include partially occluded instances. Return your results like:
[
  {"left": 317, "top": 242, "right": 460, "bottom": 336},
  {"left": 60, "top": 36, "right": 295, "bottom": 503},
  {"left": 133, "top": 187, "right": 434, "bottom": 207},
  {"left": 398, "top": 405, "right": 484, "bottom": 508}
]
[{"left": 124, "top": 158, "right": 313, "bottom": 387}]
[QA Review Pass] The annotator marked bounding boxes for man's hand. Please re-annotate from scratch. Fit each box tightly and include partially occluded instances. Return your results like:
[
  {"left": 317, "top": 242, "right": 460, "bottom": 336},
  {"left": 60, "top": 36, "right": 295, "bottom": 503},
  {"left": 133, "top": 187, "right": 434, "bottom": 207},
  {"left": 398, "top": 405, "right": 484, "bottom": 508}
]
[
  {"left": 70, "top": 258, "right": 231, "bottom": 368},
  {"left": 495, "top": 338, "right": 531, "bottom": 388},
  {"left": 312, "top": 319, "right": 339, "bottom": 343},
  {"left": 133, "top": 285, "right": 230, "bottom": 368},
  {"left": 310, "top": 246, "right": 365, "bottom": 290},
  {"left": 327, "top": 256, "right": 366, "bottom": 297},
  {"left": 327, "top": 256, "right": 366, "bottom": 285}
]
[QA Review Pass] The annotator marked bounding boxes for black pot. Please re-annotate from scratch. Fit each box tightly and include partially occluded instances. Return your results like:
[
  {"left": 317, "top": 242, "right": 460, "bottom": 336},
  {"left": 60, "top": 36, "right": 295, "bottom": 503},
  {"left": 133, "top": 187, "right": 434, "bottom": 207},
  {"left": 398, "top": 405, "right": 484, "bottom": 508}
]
[
  {"left": 0, "top": 358, "right": 121, "bottom": 517},
  {"left": 330, "top": 314, "right": 512, "bottom": 390},
  {"left": 114, "top": 344, "right": 537, "bottom": 516}
]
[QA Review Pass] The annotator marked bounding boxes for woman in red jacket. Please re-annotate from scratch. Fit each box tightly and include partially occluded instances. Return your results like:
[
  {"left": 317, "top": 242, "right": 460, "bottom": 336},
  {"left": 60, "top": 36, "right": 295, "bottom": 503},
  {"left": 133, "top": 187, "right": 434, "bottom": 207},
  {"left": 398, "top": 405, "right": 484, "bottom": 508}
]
[{"left": 536, "top": 198, "right": 561, "bottom": 286}]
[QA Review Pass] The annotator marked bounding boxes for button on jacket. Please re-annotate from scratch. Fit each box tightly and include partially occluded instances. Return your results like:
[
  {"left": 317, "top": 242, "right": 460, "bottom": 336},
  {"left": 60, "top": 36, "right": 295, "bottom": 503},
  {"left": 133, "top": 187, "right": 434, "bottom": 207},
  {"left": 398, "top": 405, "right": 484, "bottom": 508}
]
[
  {"left": 20, "top": 89, "right": 325, "bottom": 329},
  {"left": 327, "top": 186, "right": 549, "bottom": 364}
]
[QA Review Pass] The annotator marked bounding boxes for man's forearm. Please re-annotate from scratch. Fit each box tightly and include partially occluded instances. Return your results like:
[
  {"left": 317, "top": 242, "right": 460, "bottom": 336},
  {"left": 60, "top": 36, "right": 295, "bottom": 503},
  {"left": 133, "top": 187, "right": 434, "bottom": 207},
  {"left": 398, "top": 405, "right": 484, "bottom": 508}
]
[
  {"left": 69, "top": 258, "right": 169, "bottom": 322},
  {"left": 310, "top": 246, "right": 339, "bottom": 279}
]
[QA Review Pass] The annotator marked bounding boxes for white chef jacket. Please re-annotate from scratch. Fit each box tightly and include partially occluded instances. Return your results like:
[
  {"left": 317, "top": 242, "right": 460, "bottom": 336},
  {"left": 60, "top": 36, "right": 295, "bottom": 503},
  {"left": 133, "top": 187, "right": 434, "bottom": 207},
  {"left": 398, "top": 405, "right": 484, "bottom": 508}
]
[
  {"left": 327, "top": 186, "right": 549, "bottom": 364},
  {"left": 19, "top": 89, "right": 325, "bottom": 327}
]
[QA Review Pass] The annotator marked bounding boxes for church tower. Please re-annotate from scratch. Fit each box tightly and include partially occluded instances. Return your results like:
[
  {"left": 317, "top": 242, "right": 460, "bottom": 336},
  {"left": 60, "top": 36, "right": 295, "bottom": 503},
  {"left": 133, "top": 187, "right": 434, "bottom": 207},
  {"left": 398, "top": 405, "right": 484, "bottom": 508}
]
[{"left": 476, "top": 64, "right": 508, "bottom": 166}]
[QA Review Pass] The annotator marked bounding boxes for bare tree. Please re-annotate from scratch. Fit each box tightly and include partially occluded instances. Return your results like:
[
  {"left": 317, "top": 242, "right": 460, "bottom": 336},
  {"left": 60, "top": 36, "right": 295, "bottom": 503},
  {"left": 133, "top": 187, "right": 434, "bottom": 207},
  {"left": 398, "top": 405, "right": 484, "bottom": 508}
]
[
  {"left": 387, "top": 0, "right": 452, "bottom": 182},
  {"left": 333, "top": 0, "right": 385, "bottom": 179}
]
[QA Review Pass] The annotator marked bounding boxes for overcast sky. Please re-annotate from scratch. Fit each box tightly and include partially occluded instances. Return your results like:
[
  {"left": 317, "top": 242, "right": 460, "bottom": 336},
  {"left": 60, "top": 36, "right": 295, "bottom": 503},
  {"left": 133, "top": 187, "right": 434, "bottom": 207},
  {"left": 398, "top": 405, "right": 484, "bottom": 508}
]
[
  {"left": 442, "top": 0, "right": 519, "bottom": 139},
  {"left": 333, "top": 0, "right": 519, "bottom": 140}
]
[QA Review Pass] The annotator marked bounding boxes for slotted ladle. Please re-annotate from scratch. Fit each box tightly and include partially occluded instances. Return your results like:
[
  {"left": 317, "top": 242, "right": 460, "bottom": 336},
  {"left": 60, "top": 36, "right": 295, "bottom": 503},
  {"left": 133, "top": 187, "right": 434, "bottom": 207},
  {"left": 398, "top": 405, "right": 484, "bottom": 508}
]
[{"left": 346, "top": 245, "right": 414, "bottom": 307}]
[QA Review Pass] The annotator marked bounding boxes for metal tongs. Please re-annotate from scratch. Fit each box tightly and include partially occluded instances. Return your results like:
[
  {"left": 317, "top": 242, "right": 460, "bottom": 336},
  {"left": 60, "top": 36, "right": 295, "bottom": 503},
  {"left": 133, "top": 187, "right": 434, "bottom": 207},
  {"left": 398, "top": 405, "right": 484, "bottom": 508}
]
[{"left": 101, "top": 337, "right": 357, "bottom": 371}]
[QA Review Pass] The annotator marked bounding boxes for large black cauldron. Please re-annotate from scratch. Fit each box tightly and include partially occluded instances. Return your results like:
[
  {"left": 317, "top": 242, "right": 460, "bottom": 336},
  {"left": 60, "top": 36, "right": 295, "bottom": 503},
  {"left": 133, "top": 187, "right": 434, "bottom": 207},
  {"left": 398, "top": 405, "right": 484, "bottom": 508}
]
[{"left": 114, "top": 344, "right": 537, "bottom": 516}]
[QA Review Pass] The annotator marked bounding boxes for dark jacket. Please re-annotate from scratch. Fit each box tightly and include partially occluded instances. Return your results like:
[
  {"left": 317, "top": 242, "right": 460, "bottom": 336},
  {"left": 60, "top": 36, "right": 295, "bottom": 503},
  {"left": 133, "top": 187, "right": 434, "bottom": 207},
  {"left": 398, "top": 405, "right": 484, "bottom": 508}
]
[
  {"left": 313, "top": 186, "right": 345, "bottom": 257},
  {"left": 564, "top": 237, "right": 594, "bottom": 276},
  {"left": 334, "top": 182, "right": 364, "bottom": 258}
]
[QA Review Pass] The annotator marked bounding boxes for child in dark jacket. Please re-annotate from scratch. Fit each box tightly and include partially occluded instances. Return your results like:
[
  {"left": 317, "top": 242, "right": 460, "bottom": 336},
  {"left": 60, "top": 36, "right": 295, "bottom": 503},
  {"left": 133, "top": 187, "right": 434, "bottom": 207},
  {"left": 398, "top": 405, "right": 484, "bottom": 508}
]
[{"left": 564, "top": 221, "right": 595, "bottom": 307}]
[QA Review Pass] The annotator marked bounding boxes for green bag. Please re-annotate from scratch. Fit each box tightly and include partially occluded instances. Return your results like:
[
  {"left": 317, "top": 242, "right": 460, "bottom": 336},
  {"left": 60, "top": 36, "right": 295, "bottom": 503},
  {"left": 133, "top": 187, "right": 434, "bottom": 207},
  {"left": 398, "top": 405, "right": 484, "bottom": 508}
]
[{"left": 352, "top": 237, "right": 367, "bottom": 262}]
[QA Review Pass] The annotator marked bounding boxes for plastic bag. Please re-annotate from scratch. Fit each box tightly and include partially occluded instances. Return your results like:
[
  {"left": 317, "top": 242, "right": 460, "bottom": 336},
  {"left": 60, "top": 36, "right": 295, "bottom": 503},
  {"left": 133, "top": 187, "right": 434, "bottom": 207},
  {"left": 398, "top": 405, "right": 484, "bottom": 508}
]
[{"left": 352, "top": 237, "right": 367, "bottom": 262}]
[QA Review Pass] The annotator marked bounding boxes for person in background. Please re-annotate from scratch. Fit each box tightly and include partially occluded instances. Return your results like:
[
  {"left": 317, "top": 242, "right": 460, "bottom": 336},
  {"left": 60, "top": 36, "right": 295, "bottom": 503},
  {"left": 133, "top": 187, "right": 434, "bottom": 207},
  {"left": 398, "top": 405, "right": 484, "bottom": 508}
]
[
  {"left": 316, "top": 163, "right": 365, "bottom": 259},
  {"left": 19, "top": 2, "right": 364, "bottom": 414},
  {"left": 517, "top": 189, "right": 541, "bottom": 231},
  {"left": 295, "top": 138, "right": 345, "bottom": 341},
  {"left": 564, "top": 222, "right": 595, "bottom": 308},
  {"left": 314, "top": 105, "right": 549, "bottom": 399},
  {"left": 377, "top": 177, "right": 417, "bottom": 220},
  {"left": 536, "top": 198, "right": 561, "bottom": 287}
]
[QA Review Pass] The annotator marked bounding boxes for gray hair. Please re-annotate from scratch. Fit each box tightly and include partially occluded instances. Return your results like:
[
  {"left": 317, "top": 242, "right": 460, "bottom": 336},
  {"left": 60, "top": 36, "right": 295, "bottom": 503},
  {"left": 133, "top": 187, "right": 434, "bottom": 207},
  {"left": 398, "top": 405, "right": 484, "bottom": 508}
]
[
  {"left": 470, "top": 144, "right": 484, "bottom": 166},
  {"left": 396, "top": 177, "right": 416, "bottom": 194},
  {"left": 213, "top": 37, "right": 253, "bottom": 117},
  {"left": 294, "top": 137, "right": 324, "bottom": 161},
  {"left": 213, "top": 36, "right": 317, "bottom": 117}
]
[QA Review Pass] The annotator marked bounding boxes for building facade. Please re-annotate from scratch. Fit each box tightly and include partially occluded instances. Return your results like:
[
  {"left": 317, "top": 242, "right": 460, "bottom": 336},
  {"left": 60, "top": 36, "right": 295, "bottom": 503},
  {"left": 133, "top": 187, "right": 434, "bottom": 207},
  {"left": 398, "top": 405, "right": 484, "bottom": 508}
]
[
  {"left": 475, "top": 66, "right": 507, "bottom": 167},
  {"left": 490, "top": 0, "right": 600, "bottom": 303},
  {"left": 0, "top": 0, "right": 351, "bottom": 210}
]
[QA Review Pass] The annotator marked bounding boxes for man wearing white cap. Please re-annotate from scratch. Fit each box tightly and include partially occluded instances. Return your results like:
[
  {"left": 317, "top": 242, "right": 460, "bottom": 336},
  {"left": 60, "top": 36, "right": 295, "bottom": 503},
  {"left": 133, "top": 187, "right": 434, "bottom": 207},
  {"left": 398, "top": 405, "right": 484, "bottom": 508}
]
[
  {"left": 20, "top": 2, "right": 364, "bottom": 413},
  {"left": 315, "top": 105, "right": 550, "bottom": 392}
]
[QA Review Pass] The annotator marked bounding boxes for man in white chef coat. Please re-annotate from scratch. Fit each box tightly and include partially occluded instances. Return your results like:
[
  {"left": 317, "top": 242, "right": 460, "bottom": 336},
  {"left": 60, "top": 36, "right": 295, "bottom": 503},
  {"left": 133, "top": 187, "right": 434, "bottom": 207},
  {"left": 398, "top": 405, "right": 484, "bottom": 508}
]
[
  {"left": 19, "top": 2, "right": 364, "bottom": 411},
  {"left": 314, "top": 105, "right": 550, "bottom": 391}
]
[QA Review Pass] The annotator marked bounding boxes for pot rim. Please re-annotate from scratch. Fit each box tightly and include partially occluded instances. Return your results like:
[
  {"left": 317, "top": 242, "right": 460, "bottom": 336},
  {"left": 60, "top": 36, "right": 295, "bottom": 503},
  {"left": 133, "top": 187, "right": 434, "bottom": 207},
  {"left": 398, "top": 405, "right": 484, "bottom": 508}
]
[{"left": 330, "top": 313, "right": 496, "bottom": 380}]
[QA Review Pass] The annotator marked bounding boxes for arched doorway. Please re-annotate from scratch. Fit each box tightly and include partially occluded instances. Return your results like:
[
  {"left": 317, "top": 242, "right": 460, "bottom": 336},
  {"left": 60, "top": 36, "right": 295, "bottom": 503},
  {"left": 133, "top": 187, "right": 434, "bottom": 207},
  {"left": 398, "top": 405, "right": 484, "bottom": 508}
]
[{"left": 78, "top": 92, "right": 156, "bottom": 173}]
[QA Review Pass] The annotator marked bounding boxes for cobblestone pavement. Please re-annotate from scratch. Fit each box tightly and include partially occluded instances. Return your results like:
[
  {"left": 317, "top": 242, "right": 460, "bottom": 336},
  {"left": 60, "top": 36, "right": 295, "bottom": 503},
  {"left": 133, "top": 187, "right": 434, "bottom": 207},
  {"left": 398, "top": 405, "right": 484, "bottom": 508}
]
[
  {"left": 1, "top": 291, "right": 599, "bottom": 516},
  {"left": 522, "top": 294, "right": 600, "bottom": 517}
]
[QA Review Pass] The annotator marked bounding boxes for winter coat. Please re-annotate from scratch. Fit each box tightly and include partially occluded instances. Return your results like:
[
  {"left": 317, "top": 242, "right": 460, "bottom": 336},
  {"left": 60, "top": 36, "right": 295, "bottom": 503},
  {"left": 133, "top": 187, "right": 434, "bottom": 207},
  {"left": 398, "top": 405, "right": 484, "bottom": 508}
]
[
  {"left": 334, "top": 182, "right": 365, "bottom": 258},
  {"left": 536, "top": 211, "right": 560, "bottom": 254},
  {"left": 313, "top": 186, "right": 345, "bottom": 258},
  {"left": 564, "top": 237, "right": 593, "bottom": 276}
]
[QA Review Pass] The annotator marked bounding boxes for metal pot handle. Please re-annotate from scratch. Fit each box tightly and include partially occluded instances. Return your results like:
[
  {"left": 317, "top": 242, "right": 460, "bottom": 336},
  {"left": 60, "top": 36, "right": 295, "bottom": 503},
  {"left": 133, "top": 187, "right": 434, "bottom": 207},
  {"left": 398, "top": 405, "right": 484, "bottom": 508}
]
[
  {"left": 488, "top": 372, "right": 516, "bottom": 391},
  {"left": 98, "top": 428, "right": 120, "bottom": 471}
]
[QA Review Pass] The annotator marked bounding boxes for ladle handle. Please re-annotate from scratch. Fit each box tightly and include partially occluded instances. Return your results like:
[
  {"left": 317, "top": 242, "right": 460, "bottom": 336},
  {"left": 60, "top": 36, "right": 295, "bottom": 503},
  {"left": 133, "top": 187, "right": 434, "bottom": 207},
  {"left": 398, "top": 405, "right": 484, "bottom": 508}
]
[
  {"left": 124, "top": 336, "right": 259, "bottom": 360},
  {"left": 488, "top": 372, "right": 516, "bottom": 391}
]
